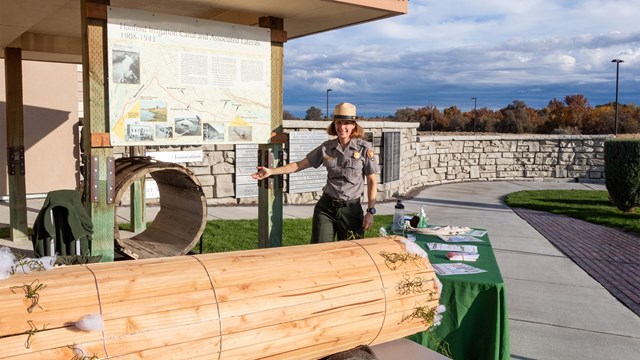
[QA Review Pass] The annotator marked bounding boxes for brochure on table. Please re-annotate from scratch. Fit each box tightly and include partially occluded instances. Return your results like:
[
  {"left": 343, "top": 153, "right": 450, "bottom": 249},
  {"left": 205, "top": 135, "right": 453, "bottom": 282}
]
[
  {"left": 409, "top": 224, "right": 487, "bottom": 237},
  {"left": 446, "top": 252, "right": 480, "bottom": 262},
  {"left": 438, "top": 235, "right": 485, "bottom": 243},
  {"left": 432, "top": 263, "right": 487, "bottom": 275},
  {"left": 427, "top": 243, "right": 478, "bottom": 253}
]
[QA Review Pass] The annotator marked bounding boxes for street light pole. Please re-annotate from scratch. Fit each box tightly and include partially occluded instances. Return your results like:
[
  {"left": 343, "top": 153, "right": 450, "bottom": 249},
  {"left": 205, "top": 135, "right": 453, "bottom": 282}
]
[
  {"left": 326, "top": 89, "right": 332, "bottom": 118},
  {"left": 611, "top": 59, "right": 624, "bottom": 135},
  {"left": 471, "top": 97, "right": 477, "bottom": 133}
]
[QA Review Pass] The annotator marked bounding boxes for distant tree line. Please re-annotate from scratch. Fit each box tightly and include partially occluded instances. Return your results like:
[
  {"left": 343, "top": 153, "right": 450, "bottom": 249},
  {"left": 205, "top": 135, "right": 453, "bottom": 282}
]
[{"left": 288, "top": 95, "right": 639, "bottom": 134}]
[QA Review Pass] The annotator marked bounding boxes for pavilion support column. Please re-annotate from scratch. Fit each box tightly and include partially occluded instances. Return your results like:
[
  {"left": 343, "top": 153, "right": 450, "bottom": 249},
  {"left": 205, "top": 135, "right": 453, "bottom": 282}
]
[
  {"left": 257, "top": 17, "right": 287, "bottom": 248},
  {"left": 3, "top": 47, "right": 28, "bottom": 242},
  {"left": 81, "top": 0, "right": 115, "bottom": 261},
  {"left": 129, "top": 146, "right": 146, "bottom": 233}
]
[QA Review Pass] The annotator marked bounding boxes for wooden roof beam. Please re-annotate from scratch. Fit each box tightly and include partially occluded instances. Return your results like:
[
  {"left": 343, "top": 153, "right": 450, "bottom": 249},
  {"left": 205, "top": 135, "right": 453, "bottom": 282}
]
[{"left": 9, "top": 32, "right": 82, "bottom": 59}]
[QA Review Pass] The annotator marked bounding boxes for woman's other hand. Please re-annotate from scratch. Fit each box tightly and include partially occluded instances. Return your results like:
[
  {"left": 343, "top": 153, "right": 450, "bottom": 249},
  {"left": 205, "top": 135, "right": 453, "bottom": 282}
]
[
  {"left": 251, "top": 166, "right": 271, "bottom": 180},
  {"left": 363, "top": 212, "right": 374, "bottom": 231}
]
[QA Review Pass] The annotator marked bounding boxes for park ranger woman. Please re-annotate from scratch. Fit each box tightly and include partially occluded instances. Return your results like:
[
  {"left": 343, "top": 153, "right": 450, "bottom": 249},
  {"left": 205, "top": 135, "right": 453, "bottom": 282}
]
[{"left": 251, "top": 102, "right": 380, "bottom": 243}]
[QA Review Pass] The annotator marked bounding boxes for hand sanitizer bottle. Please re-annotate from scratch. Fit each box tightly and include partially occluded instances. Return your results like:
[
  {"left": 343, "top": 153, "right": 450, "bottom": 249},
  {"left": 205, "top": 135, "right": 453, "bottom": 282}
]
[{"left": 418, "top": 206, "right": 428, "bottom": 228}]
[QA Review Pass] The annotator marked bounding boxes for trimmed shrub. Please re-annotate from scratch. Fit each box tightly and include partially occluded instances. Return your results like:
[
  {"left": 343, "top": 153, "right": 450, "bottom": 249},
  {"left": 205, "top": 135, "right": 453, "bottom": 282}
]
[{"left": 605, "top": 138, "right": 640, "bottom": 212}]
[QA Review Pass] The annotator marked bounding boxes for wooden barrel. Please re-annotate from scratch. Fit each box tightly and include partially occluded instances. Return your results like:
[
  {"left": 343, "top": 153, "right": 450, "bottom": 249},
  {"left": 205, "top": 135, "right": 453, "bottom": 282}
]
[
  {"left": 113, "top": 157, "right": 206, "bottom": 259},
  {"left": 0, "top": 237, "right": 440, "bottom": 359}
]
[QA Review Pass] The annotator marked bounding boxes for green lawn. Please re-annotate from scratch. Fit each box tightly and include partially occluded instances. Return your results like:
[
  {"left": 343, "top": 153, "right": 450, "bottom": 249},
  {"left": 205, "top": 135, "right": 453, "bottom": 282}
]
[
  {"left": 504, "top": 189, "right": 640, "bottom": 234},
  {"left": 6, "top": 189, "right": 638, "bottom": 253},
  {"left": 198, "top": 215, "right": 394, "bottom": 253},
  {"left": 0, "top": 215, "right": 394, "bottom": 253},
  {"left": 202, "top": 189, "right": 640, "bottom": 253}
]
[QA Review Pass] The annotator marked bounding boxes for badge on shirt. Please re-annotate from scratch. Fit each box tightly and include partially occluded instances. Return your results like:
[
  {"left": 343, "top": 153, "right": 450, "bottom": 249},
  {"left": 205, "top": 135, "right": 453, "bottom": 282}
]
[
  {"left": 323, "top": 155, "right": 334, "bottom": 161},
  {"left": 353, "top": 151, "right": 360, "bottom": 159},
  {"left": 367, "top": 149, "right": 374, "bottom": 159}
]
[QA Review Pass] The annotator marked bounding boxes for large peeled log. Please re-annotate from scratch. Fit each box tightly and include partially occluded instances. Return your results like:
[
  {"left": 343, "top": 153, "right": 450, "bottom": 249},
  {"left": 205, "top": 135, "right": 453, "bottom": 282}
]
[{"left": 0, "top": 237, "right": 440, "bottom": 359}]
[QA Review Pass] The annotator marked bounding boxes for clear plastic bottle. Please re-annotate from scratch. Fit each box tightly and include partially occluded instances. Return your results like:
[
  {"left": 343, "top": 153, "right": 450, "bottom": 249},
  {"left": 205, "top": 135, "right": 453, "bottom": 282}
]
[{"left": 392, "top": 200, "right": 405, "bottom": 235}]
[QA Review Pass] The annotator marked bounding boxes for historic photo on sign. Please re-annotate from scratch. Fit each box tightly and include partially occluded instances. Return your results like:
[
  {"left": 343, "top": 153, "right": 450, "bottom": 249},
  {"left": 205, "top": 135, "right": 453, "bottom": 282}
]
[
  {"left": 156, "top": 124, "right": 173, "bottom": 139},
  {"left": 140, "top": 99, "right": 167, "bottom": 122},
  {"left": 126, "top": 122, "right": 153, "bottom": 141},
  {"left": 174, "top": 115, "right": 202, "bottom": 137},
  {"left": 112, "top": 48, "right": 140, "bottom": 84},
  {"left": 203, "top": 123, "right": 225, "bottom": 141}
]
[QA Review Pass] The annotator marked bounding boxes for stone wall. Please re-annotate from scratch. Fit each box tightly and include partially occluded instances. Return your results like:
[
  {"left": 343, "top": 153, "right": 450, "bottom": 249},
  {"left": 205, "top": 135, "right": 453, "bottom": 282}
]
[
  {"left": 117, "top": 122, "right": 610, "bottom": 205},
  {"left": 400, "top": 134, "right": 609, "bottom": 199}
]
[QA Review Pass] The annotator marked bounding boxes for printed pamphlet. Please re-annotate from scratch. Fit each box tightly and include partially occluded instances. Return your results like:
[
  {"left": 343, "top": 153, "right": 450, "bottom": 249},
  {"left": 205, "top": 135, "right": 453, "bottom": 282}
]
[
  {"left": 426, "top": 243, "right": 478, "bottom": 253},
  {"left": 464, "top": 229, "right": 487, "bottom": 237},
  {"left": 438, "top": 235, "right": 484, "bottom": 243},
  {"left": 432, "top": 263, "right": 487, "bottom": 275},
  {"left": 446, "top": 252, "right": 480, "bottom": 262}
]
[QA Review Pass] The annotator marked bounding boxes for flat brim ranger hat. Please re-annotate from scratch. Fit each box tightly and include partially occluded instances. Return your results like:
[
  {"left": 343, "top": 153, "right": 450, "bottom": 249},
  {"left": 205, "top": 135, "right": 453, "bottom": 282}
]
[{"left": 333, "top": 102, "right": 357, "bottom": 121}]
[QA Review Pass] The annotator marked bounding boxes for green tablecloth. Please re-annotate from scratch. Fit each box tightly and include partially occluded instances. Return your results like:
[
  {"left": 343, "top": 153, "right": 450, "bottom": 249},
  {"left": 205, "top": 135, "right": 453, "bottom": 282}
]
[{"left": 407, "top": 230, "right": 510, "bottom": 360}]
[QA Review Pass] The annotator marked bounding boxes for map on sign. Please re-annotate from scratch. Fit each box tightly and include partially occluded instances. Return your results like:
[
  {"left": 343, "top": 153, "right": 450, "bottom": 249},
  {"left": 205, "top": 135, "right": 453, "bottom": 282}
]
[{"left": 107, "top": 7, "right": 272, "bottom": 146}]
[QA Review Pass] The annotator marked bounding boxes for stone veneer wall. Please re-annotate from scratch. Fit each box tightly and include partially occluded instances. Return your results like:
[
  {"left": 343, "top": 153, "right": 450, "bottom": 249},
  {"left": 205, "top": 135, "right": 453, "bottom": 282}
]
[
  {"left": 116, "top": 121, "right": 610, "bottom": 205},
  {"left": 400, "top": 133, "right": 610, "bottom": 200}
]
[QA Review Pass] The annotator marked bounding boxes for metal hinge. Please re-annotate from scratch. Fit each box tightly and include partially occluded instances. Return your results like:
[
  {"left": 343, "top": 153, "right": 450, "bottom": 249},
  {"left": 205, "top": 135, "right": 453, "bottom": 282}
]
[{"left": 7, "top": 146, "right": 25, "bottom": 176}]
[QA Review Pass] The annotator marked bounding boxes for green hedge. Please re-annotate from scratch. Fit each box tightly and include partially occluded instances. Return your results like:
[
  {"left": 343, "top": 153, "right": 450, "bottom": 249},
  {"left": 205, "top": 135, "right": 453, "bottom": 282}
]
[{"left": 605, "top": 138, "right": 640, "bottom": 212}]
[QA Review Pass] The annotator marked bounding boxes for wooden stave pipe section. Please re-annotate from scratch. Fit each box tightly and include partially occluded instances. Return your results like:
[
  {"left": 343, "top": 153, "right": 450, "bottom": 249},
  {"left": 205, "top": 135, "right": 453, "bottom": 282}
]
[{"left": 0, "top": 237, "right": 439, "bottom": 359}]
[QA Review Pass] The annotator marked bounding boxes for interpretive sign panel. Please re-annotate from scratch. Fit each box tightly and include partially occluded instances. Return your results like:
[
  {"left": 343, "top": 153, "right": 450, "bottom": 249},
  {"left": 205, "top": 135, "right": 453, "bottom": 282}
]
[
  {"left": 107, "top": 7, "right": 271, "bottom": 146},
  {"left": 288, "top": 132, "right": 328, "bottom": 193},
  {"left": 235, "top": 144, "right": 259, "bottom": 198}
]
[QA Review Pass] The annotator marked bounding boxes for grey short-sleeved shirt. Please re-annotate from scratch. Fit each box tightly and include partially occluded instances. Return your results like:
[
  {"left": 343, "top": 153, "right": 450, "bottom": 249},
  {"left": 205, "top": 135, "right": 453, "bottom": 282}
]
[{"left": 306, "top": 138, "right": 380, "bottom": 201}]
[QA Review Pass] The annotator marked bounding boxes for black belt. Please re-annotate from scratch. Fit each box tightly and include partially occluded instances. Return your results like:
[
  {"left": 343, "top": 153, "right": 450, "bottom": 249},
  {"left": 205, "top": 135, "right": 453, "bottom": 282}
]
[{"left": 322, "top": 194, "right": 360, "bottom": 208}]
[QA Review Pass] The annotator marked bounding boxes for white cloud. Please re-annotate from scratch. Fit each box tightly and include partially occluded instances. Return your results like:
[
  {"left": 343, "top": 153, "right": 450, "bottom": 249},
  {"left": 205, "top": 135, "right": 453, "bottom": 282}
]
[{"left": 284, "top": 0, "right": 640, "bottom": 115}]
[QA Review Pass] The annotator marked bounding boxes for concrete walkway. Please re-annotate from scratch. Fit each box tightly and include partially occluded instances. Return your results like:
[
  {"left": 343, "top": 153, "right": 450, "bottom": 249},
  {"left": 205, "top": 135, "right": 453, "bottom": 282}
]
[{"left": 1, "top": 180, "right": 639, "bottom": 359}]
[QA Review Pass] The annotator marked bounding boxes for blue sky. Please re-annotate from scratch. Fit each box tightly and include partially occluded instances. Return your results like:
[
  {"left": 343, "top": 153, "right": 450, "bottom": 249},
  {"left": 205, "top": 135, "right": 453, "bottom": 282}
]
[{"left": 283, "top": 0, "right": 639, "bottom": 117}]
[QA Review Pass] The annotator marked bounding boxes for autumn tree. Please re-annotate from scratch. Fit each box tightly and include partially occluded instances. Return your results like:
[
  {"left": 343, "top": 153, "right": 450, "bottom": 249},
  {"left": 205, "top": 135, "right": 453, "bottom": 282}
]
[
  {"left": 420, "top": 106, "right": 447, "bottom": 131},
  {"left": 443, "top": 105, "right": 468, "bottom": 132},
  {"left": 619, "top": 104, "right": 640, "bottom": 134},
  {"left": 417, "top": 106, "right": 441, "bottom": 131},
  {"left": 463, "top": 107, "right": 496, "bottom": 132},
  {"left": 416, "top": 107, "right": 429, "bottom": 131},
  {"left": 465, "top": 108, "right": 477, "bottom": 132},
  {"left": 395, "top": 107, "right": 418, "bottom": 122},
  {"left": 283, "top": 110, "right": 297, "bottom": 120},
  {"left": 497, "top": 100, "right": 536, "bottom": 133},
  {"left": 564, "top": 94, "right": 591, "bottom": 131},
  {"left": 539, "top": 98, "right": 565, "bottom": 133},
  {"left": 396, "top": 95, "right": 630, "bottom": 134},
  {"left": 584, "top": 104, "right": 614, "bottom": 134},
  {"left": 304, "top": 106, "right": 323, "bottom": 120},
  {"left": 475, "top": 107, "right": 501, "bottom": 133}
]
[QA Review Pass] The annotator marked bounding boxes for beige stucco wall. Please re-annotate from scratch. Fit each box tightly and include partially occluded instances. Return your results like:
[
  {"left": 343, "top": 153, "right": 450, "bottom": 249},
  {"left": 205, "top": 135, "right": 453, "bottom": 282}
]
[{"left": 0, "top": 59, "right": 79, "bottom": 196}]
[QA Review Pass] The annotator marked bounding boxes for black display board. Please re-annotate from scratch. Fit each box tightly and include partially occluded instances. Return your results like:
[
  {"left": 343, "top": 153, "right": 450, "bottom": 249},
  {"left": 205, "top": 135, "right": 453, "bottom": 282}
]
[{"left": 382, "top": 132, "right": 400, "bottom": 183}]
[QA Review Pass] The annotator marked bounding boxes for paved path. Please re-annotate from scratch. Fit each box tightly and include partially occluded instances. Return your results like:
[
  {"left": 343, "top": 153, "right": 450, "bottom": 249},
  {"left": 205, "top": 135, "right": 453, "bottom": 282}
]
[{"left": 514, "top": 208, "right": 640, "bottom": 317}]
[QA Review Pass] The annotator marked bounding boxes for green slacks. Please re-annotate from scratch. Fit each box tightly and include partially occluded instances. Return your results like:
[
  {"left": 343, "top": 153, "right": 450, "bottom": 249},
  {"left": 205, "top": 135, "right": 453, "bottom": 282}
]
[{"left": 311, "top": 195, "right": 364, "bottom": 243}]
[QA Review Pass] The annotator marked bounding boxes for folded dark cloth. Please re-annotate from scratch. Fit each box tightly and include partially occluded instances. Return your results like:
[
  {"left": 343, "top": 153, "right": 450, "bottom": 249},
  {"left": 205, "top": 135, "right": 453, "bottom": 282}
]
[{"left": 32, "top": 190, "right": 93, "bottom": 257}]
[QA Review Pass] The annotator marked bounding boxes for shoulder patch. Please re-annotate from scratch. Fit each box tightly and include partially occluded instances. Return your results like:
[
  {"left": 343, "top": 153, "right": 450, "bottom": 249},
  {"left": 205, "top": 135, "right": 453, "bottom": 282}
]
[{"left": 367, "top": 149, "right": 374, "bottom": 159}]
